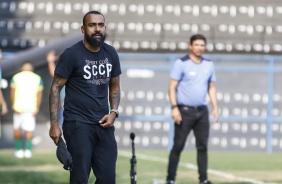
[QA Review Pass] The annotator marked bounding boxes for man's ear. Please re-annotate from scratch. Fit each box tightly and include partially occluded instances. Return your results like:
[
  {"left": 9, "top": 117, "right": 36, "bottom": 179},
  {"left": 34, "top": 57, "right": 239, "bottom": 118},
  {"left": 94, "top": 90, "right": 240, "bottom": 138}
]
[
  {"left": 188, "top": 44, "right": 192, "bottom": 50},
  {"left": 81, "top": 26, "right": 85, "bottom": 34}
]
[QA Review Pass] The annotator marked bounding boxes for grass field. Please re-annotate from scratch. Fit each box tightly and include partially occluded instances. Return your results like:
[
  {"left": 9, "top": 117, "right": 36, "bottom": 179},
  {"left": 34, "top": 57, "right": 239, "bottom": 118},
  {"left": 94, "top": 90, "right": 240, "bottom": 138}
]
[{"left": 0, "top": 149, "right": 281, "bottom": 184}]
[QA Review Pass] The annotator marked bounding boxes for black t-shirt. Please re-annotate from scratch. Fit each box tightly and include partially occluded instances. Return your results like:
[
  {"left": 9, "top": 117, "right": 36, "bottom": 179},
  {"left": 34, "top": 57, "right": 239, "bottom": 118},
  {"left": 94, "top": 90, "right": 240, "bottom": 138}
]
[{"left": 55, "top": 41, "right": 122, "bottom": 124}]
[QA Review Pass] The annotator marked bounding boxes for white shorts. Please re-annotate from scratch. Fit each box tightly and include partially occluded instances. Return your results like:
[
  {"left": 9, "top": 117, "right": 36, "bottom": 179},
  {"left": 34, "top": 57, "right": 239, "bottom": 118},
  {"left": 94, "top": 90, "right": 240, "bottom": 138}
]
[{"left": 13, "top": 112, "right": 36, "bottom": 132}]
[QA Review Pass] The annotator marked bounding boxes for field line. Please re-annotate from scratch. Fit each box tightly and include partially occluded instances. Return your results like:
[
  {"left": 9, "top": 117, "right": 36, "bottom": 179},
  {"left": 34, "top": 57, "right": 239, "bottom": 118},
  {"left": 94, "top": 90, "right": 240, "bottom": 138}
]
[{"left": 119, "top": 150, "right": 275, "bottom": 184}]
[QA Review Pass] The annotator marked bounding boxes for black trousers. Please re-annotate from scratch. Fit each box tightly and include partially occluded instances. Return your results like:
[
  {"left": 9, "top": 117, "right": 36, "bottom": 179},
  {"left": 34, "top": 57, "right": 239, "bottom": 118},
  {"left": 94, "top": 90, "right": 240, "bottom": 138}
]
[
  {"left": 167, "top": 105, "right": 210, "bottom": 182},
  {"left": 63, "top": 121, "right": 117, "bottom": 184}
]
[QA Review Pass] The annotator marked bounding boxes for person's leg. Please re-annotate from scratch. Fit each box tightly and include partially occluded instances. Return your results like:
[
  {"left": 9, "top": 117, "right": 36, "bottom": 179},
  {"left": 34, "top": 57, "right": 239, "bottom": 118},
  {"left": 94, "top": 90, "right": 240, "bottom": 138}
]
[
  {"left": 25, "top": 131, "right": 33, "bottom": 147},
  {"left": 24, "top": 131, "right": 33, "bottom": 158},
  {"left": 166, "top": 107, "right": 196, "bottom": 182},
  {"left": 92, "top": 125, "right": 117, "bottom": 184},
  {"left": 14, "top": 129, "right": 22, "bottom": 149},
  {"left": 21, "top": 112, "right": 36, "bottom": 158},
  {"left": 13, "top": 113, "right": 24, "bottom": 158},
  {"left": 193, "top": 107, "right": 210, "bottom": 182},
  {"left": 63, "top": 121, "right": 93, "bottom": 184}
]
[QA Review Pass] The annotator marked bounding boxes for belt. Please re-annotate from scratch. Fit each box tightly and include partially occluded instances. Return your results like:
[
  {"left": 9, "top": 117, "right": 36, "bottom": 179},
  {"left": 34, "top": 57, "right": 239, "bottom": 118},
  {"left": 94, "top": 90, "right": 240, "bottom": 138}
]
[{"left": 178, "top": 105, "right": 207, "bottom": 111}]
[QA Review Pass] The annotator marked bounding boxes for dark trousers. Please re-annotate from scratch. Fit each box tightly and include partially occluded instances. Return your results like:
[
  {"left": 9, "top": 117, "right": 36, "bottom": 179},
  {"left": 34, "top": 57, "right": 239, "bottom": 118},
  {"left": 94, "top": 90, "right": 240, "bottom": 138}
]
[
  {"left": 167, "top": 105, "right": 210, "bottom": 182},
  {"left": 63, "top": 121, "right": 117, "bottom": 184}
]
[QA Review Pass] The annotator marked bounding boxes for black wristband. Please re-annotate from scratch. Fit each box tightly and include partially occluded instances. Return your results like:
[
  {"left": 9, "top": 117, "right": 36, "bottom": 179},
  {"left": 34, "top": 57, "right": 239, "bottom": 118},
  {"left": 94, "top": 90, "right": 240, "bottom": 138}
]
[{"left": 171, "top": 105, "right": 178, "bottom": 109}]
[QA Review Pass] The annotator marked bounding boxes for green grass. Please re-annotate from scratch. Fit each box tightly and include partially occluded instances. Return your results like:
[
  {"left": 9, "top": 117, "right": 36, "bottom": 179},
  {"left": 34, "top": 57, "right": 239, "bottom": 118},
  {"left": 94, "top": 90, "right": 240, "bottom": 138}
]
[{"left": 0, "top": 149, "right": 281, "bottom": 184}]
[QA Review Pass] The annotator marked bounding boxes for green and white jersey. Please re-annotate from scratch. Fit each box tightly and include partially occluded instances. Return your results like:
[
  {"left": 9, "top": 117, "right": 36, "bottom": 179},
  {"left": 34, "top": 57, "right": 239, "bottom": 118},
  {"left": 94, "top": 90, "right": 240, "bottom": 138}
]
[{"left": 11, "top": 71, "right": 43, "bottom": 112}]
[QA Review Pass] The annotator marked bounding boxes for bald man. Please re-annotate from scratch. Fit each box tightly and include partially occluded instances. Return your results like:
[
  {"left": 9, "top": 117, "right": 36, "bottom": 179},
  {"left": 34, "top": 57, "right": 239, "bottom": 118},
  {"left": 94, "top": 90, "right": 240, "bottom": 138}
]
[{"left": 10, "top": 62, "right": 44, "bottom": 158}]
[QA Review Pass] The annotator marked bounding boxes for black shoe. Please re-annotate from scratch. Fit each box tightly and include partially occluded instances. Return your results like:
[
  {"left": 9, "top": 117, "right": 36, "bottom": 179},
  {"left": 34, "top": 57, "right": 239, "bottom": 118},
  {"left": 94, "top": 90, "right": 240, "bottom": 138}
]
[
  {"left": 166, "top": 180, "right": 175, "bottom": 184},
  {"left": 200, "top": 180, "right": 212, "bottom": 184}
]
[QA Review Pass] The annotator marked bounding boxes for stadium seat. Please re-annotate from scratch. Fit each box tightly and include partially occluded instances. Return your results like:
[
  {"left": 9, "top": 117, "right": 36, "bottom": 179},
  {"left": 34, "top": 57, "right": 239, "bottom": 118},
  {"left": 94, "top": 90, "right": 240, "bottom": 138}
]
[{"left": 2, "top": 0, "right": 282, "bottom": 53}]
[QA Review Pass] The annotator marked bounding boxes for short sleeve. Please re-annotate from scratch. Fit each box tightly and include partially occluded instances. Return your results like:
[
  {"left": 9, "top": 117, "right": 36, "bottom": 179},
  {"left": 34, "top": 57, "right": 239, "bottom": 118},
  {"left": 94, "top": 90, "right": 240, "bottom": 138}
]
[
  {"left": 170, "top": 59, "right": 184, "bottom": 81},
  {"left": 38, "top": 77, "right": 44, "bottom": 90},
  {"left": 110, "top": 48, "right": 122, "bottom": 78},
  {"left": 55, "top": 48, "right": 75, "bottom": 79},
  {"left": 10, "top": 76, "right": 15, "bottom": 88},
  {"left": 209, "top": 63, "right": 216, "bottom": 82}
]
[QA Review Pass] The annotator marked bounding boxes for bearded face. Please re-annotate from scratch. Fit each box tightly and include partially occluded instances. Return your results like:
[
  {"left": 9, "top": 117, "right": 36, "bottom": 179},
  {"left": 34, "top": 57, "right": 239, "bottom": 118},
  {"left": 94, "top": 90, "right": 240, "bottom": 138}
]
[
  {"left": 84, "top": 32, "right": 106, "bottom": 47},
  {"left": 82, "top": 13, "right": 107, "bottom": 48}
]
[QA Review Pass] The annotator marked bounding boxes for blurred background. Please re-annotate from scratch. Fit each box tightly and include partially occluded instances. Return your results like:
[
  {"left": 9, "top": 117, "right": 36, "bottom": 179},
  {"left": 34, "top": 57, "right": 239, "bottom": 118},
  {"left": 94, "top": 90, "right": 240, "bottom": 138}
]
[{"left": 1, "top": 0, "right": 282, "bottom": 154}]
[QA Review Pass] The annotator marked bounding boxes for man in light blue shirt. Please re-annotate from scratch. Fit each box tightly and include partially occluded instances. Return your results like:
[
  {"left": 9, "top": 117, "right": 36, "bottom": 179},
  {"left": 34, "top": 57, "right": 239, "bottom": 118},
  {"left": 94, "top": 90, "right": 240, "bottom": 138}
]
[{"left": 166, "top": 34, "right": 219, "bottom": 184}]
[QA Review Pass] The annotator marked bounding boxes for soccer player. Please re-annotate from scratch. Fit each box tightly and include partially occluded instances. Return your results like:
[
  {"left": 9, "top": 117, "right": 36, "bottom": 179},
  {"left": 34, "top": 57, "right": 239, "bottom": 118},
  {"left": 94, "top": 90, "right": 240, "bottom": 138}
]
[{"left": 10, "top": 62, "right": 43, "bottom": 158}]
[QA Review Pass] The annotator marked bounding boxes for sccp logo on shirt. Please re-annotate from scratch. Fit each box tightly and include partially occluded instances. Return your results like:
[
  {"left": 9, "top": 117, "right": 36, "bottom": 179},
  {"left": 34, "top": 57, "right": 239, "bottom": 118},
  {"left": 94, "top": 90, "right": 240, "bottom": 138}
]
[{"left": 83, "top": 58, "right": 112, "bottom": 79}]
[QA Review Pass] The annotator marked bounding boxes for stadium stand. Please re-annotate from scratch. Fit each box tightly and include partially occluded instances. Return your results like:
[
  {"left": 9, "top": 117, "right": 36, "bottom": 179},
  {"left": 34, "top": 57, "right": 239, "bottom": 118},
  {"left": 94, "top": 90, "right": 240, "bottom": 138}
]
[{"left": 1, "top": 0, "right": 282, "bottom": 53}]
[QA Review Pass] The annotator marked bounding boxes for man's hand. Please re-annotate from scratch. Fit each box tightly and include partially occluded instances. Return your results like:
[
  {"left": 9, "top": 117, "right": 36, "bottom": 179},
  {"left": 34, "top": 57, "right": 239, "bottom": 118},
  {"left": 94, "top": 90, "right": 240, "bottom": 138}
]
[
  {"left": 49, "top": 122, "right": 62, "bottom": 145},
  {"left": 172, "top": 107, "right": 182, "bottom": 125},
  {"left": 211, "top": 109, "right": 219, "bottom": 125},
  {"left": 99, "top": 113, "right": 116, "bottom": 128}
]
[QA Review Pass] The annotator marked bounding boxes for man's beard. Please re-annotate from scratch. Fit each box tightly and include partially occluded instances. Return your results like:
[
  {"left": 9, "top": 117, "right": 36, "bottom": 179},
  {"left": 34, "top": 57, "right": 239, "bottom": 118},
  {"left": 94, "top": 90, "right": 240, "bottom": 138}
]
[{"left": 85, "top": 33, "right": 106, "bottom": 47}]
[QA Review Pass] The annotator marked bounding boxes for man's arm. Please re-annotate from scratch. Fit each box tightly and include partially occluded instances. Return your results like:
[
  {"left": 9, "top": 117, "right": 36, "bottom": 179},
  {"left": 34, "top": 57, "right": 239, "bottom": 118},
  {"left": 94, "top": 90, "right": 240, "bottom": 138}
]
[
  {"left": 208, "top": 82, "right": 219, "bottom": 124},
  {"left": 109, "top": 76, "right": 120, "bottom": 110},
  {"left": 99, "top": 76, "right": 120, "bottom": 128},
  {"left": 0, "top": 89, "right": 8, "bottom": 115},
  {"left": 169, "top": 79, "right": 178, "bottom": 107},
  {"left": 169, "top": 79, "right": 182, "bottom": 125},
  {"left": 47, "top": 51, "right": 57, "bottom": 77},
  {"left": 49, "top": 74, "right": 67, "bottom": 145}
]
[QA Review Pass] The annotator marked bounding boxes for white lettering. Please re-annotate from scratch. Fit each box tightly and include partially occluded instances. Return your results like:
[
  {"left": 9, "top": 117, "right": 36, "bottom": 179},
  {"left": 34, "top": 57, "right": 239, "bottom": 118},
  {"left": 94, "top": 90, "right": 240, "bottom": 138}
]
[
  {"left": 106, "top": 63, "right": 112, "bottom": 77},
  {"left": 83, "top": 65, "right": 91, "bottom": 79},
  {"left": 83, "top": 58, "right": 113, "bottom": 83},
  {"left": 92, "top": 65, "right": 98, "bottom": 76},
  {"left": 99, "top": 64, "right": 105, "bottom": 75}
]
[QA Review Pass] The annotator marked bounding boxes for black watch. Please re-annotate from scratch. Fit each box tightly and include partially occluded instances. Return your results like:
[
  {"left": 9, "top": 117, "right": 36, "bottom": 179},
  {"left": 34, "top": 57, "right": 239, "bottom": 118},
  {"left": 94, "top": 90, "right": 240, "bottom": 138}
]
[{"left": 110, "top": 109, "right": 119, "bottom": 118}]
